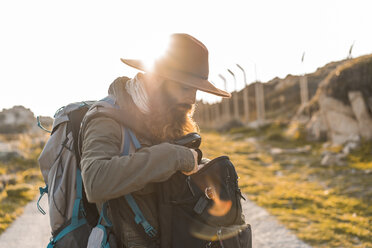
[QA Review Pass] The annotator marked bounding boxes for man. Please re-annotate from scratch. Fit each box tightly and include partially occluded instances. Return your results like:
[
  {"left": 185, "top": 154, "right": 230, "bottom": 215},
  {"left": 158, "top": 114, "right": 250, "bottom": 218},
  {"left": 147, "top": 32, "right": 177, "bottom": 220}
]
[{"left": 80, "top": 33, "right": 230, "bottom": 248}]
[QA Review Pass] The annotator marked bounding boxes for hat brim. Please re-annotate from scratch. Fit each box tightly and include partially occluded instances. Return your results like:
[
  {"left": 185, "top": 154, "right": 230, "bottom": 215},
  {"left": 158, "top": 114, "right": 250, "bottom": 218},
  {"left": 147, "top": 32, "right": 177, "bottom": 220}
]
[{"left": 121, "top": 58, "right": 231, "bottom": 98}]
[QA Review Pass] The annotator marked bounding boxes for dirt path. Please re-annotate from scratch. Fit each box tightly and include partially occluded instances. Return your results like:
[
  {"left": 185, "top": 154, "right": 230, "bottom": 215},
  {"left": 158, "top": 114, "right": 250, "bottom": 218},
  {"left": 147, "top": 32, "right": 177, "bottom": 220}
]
[
  {"left": 243, "top": 199, "right": 311, "bottom": 248},
  {"left": 0, "top": 194, "right": 311, "bottom": 248},
  {"left": 0, "top": 196, "right": 50, "bottom": 248}
]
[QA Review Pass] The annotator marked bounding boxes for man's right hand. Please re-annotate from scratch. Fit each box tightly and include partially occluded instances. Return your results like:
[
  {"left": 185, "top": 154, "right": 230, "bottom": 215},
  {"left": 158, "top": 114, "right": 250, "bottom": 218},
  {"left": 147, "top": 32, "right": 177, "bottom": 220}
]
[{"left": 182, "top": 149, "right": 203, "bottom": 176}]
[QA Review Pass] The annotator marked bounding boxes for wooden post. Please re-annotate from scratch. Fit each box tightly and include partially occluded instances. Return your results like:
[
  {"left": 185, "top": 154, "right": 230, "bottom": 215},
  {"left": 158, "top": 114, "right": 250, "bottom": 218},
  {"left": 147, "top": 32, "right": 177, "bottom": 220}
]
[
  {"left": 300, "top": 75, "right": 309, "bottom": 105},
  {"left": 206, "top": 104, "right": 211, "bottom": 128},
  {"left": 228, "top": 69, "right": 239, "bottom": 120},
  {"left": 236, "top": 64, "right": 249, "bottom": 124},
  {"left": 259, "top": 83, "right": 265, "bottom": 121},
  {"left": 255, "top": 82, "right": 265, "bottom": 123},
  {"left": 218, "top": 74, "right": 230, "bottom": 122},
  {"left": 255, "top": 82, "right": 261, "bottom": 122},
  {"left": 214, "top": 102, "right": 220, "bottom": 127},
  {"left": 243, "top": 86, "right": 249, "bottom": 123}
]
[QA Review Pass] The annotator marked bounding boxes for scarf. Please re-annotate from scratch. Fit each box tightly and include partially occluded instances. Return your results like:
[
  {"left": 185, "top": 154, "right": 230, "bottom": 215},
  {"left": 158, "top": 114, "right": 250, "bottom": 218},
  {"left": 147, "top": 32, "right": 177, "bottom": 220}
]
[{"left": 125, "top": 73, "right": 150, "bottom": 114}]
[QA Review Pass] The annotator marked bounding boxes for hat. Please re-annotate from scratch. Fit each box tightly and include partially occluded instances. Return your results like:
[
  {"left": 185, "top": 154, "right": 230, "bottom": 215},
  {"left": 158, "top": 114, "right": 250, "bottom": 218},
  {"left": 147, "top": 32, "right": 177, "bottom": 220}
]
[{"left": 120, "top": 33, "right": 231, "bottom": 98}]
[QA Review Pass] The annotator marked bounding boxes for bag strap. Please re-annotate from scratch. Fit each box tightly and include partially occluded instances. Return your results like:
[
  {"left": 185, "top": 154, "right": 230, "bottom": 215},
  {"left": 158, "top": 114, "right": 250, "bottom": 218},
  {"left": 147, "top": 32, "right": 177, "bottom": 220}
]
[
  {"left": 37, "top": 185, "right": 48, "bottom": 215},
  {"left": 93, "top": 96, "right": 157, "bottom": 238},
  {"left": 98, "top": 202, "right": 112, "bottom": 227},
  {"left": 122, "top": 127, "right": 158, "bottom": 238},
  {"left": 47, "top": 169, "right": 87, "bottom": 247}
]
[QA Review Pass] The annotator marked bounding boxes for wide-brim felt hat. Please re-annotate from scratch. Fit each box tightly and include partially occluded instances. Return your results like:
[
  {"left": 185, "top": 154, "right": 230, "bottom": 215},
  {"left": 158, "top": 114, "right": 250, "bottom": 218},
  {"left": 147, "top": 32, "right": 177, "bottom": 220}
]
[{"left": 120, "top": 33, "right": 231, "bottom": 98}]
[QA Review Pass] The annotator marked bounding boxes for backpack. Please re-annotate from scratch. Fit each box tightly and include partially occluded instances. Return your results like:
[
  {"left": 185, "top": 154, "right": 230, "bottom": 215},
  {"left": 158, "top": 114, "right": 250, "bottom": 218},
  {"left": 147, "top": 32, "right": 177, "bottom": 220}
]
[
  {"left": 120, "top": 132, "right": 252, "bottom": 248},
  {"left": 105, "top": 128, "right": 251, "bottom": 248},
  {"left": 37, "top": 96, "right": 251, "bottom": 248},
  {"left": 37, "top": 99, "right": 120, "bottom": 248},
  {"left": 157, "top": 156, "right": 252, "bottom": 248}
]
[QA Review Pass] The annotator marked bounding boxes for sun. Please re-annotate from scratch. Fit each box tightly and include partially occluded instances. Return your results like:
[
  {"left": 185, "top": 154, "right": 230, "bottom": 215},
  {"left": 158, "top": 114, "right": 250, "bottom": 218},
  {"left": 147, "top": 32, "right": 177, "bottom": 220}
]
[{"left": 140, "top": 35, "right": 171, "bottom": 72}]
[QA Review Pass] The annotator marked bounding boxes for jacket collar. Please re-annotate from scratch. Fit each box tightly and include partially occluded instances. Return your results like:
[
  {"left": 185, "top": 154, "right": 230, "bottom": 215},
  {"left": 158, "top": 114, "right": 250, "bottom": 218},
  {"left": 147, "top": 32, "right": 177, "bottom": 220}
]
[{"left": 108, "top": 76, "right": 155, "bottom": 146}]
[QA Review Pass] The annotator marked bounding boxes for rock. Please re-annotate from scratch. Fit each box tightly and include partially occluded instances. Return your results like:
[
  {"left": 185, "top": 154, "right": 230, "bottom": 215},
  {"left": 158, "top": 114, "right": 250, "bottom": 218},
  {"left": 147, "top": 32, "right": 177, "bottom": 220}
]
[
  {"left": 306, "top": 111, "right": 328, "bottom": 141},
  {"left": 348, "top": 91, "right": 372, "bottom": 139},
  {"left": 318, "top": 95, "right": 354, "bottom": 117},
  {"left": 296, "top": 94, "right": 362, "bottom": 144},
  {"left": 342, "top": 141, "right": 360, "bottom": 155},
  {"left": 271, "top": 145, "right": 311, "bottom": 155},
  {"left": 321, "top": 153, "right": 347, "bottom": 166},
  {"left": 275, "top": 171, "right": 283, "bottom": 177},
  {"left": 217, "top": 119, "right": 244, "bottom": 132},
  {"left": 293, "top": 145, "right": 312, "bottom": 153},
  {"left": 323, "top": 110, "right": 359, "bottom": 145},
  {"left": 247, "top": 120, "right": 271, "bottom": 129},
  {"left": 244, "top": 137, "right": 258, "bottom": 144},
  {"left": 270, "top": 148, "right": 284, "bottom": 155},
  {"left": 0, "top": 174, "right": 17, "bottom": 187}
]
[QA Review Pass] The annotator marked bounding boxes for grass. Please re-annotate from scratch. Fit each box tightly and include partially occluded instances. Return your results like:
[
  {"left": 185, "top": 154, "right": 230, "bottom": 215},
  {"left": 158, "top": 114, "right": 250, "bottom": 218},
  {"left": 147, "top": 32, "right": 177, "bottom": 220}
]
[
  {"left": 200, "top": 126, "right": 372, "bottom": 248},
  {"left": 0, "top": 134, "right": 45, "bottom": 234},
  {"left": 0, "top": 165, "right": 43, "bottom": 234},
  {"left": 347, "top": 141, "right": 372, "bottom": 170}
]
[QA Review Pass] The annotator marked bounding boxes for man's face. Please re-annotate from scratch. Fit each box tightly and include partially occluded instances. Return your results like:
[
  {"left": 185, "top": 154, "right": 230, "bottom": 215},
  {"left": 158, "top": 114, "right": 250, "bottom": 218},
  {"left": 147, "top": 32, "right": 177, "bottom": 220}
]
[
  {"left": 146, "top": 76, "right": 198, "bottom": 141},
  {"left": 163, "top": 79, "right": 197, "bottom": 109}
]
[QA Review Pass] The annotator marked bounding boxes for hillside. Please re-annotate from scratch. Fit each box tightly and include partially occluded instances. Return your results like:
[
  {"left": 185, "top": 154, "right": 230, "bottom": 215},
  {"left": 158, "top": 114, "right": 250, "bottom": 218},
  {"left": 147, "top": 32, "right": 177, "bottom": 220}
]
[{"left": 196, "top": 54, "right": 372, "bottom": 145}]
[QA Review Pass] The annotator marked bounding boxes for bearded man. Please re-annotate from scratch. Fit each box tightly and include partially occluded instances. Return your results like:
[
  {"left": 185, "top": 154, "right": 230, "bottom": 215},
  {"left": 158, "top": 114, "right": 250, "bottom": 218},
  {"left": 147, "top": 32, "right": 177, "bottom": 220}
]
[{"left": 80, "top": 33, "right": 230, "bottom": 248}]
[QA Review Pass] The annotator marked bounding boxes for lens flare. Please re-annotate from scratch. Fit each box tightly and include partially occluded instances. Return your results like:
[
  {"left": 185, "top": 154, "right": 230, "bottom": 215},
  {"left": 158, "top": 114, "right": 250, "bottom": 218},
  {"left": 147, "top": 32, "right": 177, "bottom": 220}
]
[{"left": 204, "top": 176, "right": 232, "bottom": 217}]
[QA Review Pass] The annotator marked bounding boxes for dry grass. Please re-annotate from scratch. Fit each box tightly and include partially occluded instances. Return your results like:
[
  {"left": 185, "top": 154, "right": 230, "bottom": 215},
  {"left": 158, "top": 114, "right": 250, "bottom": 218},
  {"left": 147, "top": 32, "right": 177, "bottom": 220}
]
[
  {"left": 0, "top": 134, "right": 44, "bottom": 234},
  {"left": 200, "top": 129, "right": 372, "bottom": 248}
]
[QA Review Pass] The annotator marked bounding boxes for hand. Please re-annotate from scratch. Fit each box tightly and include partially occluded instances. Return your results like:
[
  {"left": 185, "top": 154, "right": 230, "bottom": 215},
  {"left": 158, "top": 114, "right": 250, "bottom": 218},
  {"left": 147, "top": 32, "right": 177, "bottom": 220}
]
[{"left": 182, "top": 149, "right": 202, "bottom": 176}]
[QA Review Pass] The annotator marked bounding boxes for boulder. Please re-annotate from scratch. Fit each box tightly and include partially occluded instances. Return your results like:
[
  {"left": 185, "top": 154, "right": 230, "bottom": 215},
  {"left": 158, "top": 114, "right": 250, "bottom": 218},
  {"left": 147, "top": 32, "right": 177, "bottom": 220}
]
[
  {"left": 323, "top": 110, "right": 360, "bottom": 145},
  {"left": 306, "top": 111, "right": 328, "bottom": 141},
  {"left": 348, "top": 91, "right": 372, "bottom": 139},
  {"left": 291, "top": 55, "right": 372, "bottom": 144},
  {"left": 318, "top": 95, "right": 360, "bottom": 144},
  {"left": 318, "top": 95, "right": 354, "bottom": 117}
]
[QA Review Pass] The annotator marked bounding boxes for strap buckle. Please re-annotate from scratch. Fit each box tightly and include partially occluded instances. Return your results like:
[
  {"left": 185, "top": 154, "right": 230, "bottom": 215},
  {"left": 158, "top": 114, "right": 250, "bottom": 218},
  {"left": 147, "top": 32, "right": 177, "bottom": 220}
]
[
  {"left": 142, "top": 221, "right": 157, "bottom": 238},
  {"left": 37, "top": 185, "right": 48, "bottom": 215}
]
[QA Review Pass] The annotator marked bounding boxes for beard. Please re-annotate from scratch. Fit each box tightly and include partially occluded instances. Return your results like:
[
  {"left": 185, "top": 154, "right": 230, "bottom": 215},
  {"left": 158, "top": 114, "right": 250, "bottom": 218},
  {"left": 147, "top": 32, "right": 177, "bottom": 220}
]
[{"left": 144, "top": 83, "right": 199, "bottom": 143}]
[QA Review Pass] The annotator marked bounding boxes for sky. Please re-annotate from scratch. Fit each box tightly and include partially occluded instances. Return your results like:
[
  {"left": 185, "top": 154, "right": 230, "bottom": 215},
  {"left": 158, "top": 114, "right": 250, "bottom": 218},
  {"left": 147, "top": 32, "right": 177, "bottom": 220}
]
[{"left": 1, "top": 0, "right": 371, "bottom": 117}]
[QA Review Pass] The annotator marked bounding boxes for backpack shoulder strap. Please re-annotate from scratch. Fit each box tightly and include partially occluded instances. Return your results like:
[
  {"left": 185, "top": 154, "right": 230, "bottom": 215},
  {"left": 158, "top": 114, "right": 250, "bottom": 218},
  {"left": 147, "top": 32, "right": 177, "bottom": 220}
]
[
  {"left": 121, "top": 128, "right": 158, "bottom": 239},
  {"left": 78, "top": 96, "right": 125, "bottom": 155}
]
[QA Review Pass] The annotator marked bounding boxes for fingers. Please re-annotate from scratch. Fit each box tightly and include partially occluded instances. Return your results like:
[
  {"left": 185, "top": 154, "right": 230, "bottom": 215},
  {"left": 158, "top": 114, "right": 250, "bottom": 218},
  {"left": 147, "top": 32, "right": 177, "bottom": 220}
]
[{"left": 181, "top": 149, "right": 199, "bottom": 176}]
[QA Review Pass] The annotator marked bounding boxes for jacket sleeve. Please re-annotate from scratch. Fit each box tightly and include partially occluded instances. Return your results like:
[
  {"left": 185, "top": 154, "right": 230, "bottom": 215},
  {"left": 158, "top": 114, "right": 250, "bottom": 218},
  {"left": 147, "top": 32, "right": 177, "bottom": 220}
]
[{"left": 80, "top": 116, "right": 195, "bottom": 203}]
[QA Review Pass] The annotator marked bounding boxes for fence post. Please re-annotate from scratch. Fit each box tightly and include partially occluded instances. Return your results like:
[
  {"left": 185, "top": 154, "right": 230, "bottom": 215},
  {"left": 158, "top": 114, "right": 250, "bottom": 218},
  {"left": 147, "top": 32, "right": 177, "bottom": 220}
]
[
  {"left": 237, "top": 64, "right": 249, "bottom": 124},
  {"left": 300, "top": 75, "right": 309, "bottom": 106},
  {"left": 228, "top": 69, "right": 239, "bottom": 120},
  {"left": 255, "top": 82, "right": 265, "bottom": 123},
  {"left": 255, "top": 82, "right": 261, "bottom": 122},
  {"left": 214, "top": 102, "right": 220, "bottom": 127},
  {"left": 219, "top": 74, "right": 230, "bottom": 122},
  {"left": 259, "top": 83, "right": 265, "bottom": 122}
]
